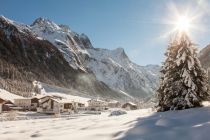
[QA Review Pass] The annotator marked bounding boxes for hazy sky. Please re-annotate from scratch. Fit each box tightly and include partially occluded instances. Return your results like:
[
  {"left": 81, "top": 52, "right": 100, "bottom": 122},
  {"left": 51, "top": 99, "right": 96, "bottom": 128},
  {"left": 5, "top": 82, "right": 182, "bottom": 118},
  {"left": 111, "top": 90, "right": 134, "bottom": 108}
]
[{"left": 1, "top": 0, "right": 210, "bottom": 65}]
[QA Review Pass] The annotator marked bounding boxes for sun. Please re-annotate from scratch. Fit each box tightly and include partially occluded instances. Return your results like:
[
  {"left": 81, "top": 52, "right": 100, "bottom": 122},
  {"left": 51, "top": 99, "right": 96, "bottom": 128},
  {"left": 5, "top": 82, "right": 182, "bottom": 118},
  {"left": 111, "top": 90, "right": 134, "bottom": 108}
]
[
  {"left": 175, "top": 16, "right": 191, "bottom": 32},
  {"left": 157, "top": 1, "right": 206, "bottom": 39}
]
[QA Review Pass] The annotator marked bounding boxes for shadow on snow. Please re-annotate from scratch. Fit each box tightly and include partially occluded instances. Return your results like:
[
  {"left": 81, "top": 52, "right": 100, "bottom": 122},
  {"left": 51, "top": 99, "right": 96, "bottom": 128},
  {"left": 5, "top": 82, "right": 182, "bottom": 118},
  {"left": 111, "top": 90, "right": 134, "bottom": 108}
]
[{"left": 116, "top": 107, "right": 210, "bottom": 140}]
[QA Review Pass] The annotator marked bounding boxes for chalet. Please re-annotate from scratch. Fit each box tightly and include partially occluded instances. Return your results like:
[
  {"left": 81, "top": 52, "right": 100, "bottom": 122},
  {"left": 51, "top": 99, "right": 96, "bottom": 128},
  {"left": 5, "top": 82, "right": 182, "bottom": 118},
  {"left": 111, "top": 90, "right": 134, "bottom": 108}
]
[
  {"left": 37, "top": 96, "right": 57, "bottom": 114},
  {"left": 88, "top": 99, "right": 108, "bottom": 111},
  {"left": 14, "top": 99, "right": 31, "bottom": 110},
  {"left": 0, "top": 98, "right": 12, "bottom": 112},
  {"left": 13, "top": 95, "right": 43, "bottom": 111},
  {"left": 37, "top": 96, "right": 74, "bottom": 114},
  {"left": 108, "top": 100, "right": 121, "bottom": 108},
  {"left": 0, "top": 89, "right": 25, "bottom": 112},
  {"left": 122, "top": 102, "right": 137, "bottom": 110}
]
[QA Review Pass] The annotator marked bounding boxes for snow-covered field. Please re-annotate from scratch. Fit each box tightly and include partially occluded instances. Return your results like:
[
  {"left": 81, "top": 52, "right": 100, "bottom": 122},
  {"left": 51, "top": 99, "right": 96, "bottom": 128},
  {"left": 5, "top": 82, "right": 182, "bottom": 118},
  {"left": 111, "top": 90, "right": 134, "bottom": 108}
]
[{"left": 1, "top": 107, "right": 210, "bottom": 140}]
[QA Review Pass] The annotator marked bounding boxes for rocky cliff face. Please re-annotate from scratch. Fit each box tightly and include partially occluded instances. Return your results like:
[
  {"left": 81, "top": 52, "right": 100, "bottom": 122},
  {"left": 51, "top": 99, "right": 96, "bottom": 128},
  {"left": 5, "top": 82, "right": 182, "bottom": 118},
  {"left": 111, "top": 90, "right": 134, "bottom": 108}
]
[{"left": 0, "top": 16, "right": 160, "bottom": 99}]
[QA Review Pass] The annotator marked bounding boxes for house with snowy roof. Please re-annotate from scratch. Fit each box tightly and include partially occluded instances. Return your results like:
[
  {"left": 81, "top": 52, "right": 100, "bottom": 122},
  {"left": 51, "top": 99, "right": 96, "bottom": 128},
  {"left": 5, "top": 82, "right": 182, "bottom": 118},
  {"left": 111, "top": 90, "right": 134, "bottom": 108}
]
[
  {"left": 14, "top": 98, "right": 31, "bottom": 110},
  {"left": 0, "top": 98, "right": 13, "bottom": 113},
  {"left": 13, "top": 95, "right": 46, "bottom": 111},
  {"left": 0, "top": 89, "right": 25, "bottom": 113},
  {"left": 37, "top": 96, "right": 75, "bottom": 114},
  {"left": 122, "top": 102, "right": 137, "bottom": 110},
  {"left": 88, "top": 99, "right": 108, "bottom": 111},
  {"left": 14, "top": 97, "right": 40, "bottom": 111},
  {"left": 108, "top": 100, "right": 121, "bottom": 108}
]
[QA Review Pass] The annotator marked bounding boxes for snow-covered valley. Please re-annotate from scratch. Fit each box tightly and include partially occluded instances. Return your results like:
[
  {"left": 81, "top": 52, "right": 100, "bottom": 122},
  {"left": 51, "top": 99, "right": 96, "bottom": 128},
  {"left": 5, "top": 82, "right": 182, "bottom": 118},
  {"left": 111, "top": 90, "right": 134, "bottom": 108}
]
[
  {"left": 1, "top": 2, "right": 210, "bottom": 140},
  {"left": 1, "top": 106, "right": 210, "bottom": 140}
]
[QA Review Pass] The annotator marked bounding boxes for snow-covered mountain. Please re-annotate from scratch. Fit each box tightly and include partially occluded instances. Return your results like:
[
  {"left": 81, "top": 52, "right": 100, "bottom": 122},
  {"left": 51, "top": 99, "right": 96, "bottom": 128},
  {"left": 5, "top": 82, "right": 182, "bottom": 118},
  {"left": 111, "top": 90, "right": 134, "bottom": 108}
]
[
  {"left": 84, "top": 48, "right": 160, "bottom": 98},
  {"left": 0, "top": 16, "right": 128, "bottom": 100},
  {"left": 0, "top": 16, "right": 160, "bottom": 99},
  {"left": 31, "top": 18, "right": 89, "bottom": 71},
  {"left": 29, "top": 17, "right": 160, "bottom": 98},
  {"left": 199, "top": 44, "right": 210, "bottom": 68},
  {"left": 199, "top": 44, "right": 210, "bottom": 82}
]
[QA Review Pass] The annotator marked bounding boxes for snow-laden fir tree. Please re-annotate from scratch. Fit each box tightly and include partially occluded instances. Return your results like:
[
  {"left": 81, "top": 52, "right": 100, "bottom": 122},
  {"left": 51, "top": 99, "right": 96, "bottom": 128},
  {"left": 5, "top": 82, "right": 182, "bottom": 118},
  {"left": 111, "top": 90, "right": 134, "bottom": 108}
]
[{"left": 156, "top": 32, "right": 209, "bottom": 112}]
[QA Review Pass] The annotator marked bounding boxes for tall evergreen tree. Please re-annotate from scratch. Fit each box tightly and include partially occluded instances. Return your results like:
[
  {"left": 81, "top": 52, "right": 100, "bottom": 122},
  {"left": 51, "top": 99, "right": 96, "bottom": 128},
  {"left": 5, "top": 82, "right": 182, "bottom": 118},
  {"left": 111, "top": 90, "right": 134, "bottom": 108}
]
[{"left": 156, "top": 32, "right": 209, "bottom": 112}]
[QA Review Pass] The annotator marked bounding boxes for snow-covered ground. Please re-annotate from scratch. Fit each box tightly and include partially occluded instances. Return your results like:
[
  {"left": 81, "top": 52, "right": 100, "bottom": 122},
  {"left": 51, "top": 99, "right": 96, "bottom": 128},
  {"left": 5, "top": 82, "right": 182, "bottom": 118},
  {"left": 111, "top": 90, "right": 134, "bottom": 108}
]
[{"left": 1, "top": 107, "right": 210, "bottom": 140}]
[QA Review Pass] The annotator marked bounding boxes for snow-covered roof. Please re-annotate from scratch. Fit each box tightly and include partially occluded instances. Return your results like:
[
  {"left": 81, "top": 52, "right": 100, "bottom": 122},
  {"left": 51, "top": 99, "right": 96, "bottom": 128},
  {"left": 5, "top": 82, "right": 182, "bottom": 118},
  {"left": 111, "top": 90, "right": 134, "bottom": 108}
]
[
  {"left": 124, "top": 102, "right": 137, "bottom": 106},
  {"left": 31, "top": 94, "right": 48, "bottom": 99},
  {"left": 0, "top": 89, "right": 25, "bottom": 103},
  {"left": 108, "top": 100, "right": 119, "bottom": 104},
  {"left": 52, "top": 99, "right": 73, "bottom": 104},
  {"left": 88, "top": 99, "right": 107, "bottom": 103}
]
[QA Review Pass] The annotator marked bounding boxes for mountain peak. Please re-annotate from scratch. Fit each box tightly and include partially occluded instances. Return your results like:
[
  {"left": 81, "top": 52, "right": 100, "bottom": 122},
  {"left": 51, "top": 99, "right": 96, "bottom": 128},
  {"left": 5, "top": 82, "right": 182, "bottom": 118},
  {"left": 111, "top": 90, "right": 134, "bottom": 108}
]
[
  {"left": 31, "top": 17, "right": 61, "bottom": 31},
  {"left": 0, "top": 16, "right": 32, "bottom": 35},
  {"left": 31, "top": 17, "right": 50, "bottom": 25},
  {"left": 112, "top": 47, "right": 128, "bottom": 59},
  {"left": 79, "top": 33, "right": 93, "bottom": 49},
  {"left": 0, "top": 15, "right": 14, "bottom": 24},
  {"left": 114, "top": 47, "right": 124, "bottom": 52}
]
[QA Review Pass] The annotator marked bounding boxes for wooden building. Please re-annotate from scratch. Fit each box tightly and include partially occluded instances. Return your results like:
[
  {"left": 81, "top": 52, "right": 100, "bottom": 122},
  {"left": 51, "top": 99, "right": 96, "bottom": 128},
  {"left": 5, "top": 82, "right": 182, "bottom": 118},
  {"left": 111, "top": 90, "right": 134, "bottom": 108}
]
[
  {"left": 14, "top": 99, "right": 31, "bottom": 110},
  {"left": 88, "top": 99, "right": 108, "bottom": 111},
  {"left": 37, "top": 96, "right": 74, "bottom": 114},
  {"left": 0, "top": 89, "right": 25, "bottom": 112},
  {"left": 122, "top": 102, "right": 137, "bottom": 110},
  {"left": 108, "top": 100, "right": 121, "bottom": 108},
  {"left": 0, "top": 98, "right": 15, "bottom": 112}
]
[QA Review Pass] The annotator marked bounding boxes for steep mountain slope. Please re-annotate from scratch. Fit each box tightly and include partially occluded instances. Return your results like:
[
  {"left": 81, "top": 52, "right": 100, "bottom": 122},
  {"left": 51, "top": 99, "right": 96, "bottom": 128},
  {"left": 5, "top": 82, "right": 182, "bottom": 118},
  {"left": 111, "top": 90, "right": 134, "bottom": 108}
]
[
  {"left": 29, "top": 17, "right": 160, "bottom": 98},
  {"left": 84, "top": 48, "right": 159, "bottom": 98},
  {"left": 31, "top": 18, "right": 88, "bottom": 71},
  {"left": 199, "top": 44, "right": 210, "bottom": 68},
  {"left": 199, "top": 44, "right": 210, "bottom": 82},
  {"left": 0, "top": 16, "right": 126, "bottom": 99}
]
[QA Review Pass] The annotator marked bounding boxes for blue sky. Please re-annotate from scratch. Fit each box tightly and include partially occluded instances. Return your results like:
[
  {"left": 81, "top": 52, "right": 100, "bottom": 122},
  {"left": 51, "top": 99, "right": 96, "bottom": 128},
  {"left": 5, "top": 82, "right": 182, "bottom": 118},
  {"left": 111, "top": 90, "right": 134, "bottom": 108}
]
[{"left": 1, "top": 0, "right": 210, "bottom": 65}]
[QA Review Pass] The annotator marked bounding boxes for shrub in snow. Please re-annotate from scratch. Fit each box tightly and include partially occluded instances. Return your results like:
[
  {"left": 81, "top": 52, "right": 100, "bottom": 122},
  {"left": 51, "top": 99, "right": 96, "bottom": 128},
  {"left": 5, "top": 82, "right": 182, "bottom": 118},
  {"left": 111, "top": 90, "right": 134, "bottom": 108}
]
[
  {"left": 156, "top": 33, "right": 210, "bottom": 112},
  {"left": 109, "top": 110, "right": 127, "bottom": 116}
]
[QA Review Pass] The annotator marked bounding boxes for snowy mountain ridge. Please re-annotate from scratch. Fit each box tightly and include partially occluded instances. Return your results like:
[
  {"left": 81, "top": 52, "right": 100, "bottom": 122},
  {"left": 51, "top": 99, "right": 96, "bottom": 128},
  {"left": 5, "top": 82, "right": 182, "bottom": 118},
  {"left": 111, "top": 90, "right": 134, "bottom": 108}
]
[
  {"left": 31, "top": 17, "right": 88, "bottom": 71},
  {"left": 29, "top": 17, "right": 160, "bottom": 98},
  {"left": 0, "top": 15, "right": 130, "bottom": 100},
  {"left": 0, "top": 16, "right": 160, "bottom": 99},
  {"left": 85, "top": 47, "right": 160, "bottom": 97}
]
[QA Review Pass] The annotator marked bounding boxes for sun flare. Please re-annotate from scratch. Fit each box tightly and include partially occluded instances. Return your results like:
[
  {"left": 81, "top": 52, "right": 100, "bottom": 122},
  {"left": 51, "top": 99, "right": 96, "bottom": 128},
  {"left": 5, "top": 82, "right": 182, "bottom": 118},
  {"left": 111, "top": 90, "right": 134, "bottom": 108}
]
[
  {"left": 158, "top": 1, "right": 206, "bottom": 39},
  {"left": 175, "top": 16, "right": 191, "bottom": 32}
]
